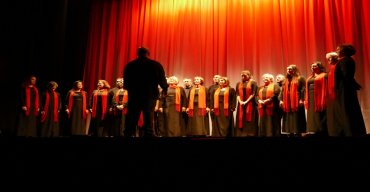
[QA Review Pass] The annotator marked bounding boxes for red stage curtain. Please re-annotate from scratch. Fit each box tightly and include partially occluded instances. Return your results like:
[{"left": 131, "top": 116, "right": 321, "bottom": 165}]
[{"left": 84, "top": 0, "right": 370, "bottom": 131}]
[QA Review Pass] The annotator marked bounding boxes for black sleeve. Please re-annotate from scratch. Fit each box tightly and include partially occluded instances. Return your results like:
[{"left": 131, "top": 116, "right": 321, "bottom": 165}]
[
  {"left": 89, "top": 91, "right": 95, "bottom": 109},
  {"left": 40, "top": 91, "right": 46, "bottom": 111},
  {"left": 229, "top": 87, "right": 237, "bottom": 110},
  {"left": 298, "top": 76, "right": 306, "bottom": 100},
  {"left": 156, "top": 62, "right": 169, "bottom": 92},
  {"left": 180, "top": 87, "right": 187, "bottom": 108},
  {"left": 58, "top": 92, "right": 62, "bottom": 111}
]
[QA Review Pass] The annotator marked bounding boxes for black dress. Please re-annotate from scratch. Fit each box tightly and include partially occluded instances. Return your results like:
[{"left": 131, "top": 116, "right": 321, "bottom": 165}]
[
  {"left": 17, "top": 86, "right": 39, "bottom": 137},
  {"left": 306, "top": 77, "right": 327, "bottom": 135},
  {"left": 326, "top": 56, "right": 366, "bottom": 136},
  {"left": 40, "top": 90, "right": 62, "bottom": 137},
  {"left": 65, "top": 91, "right": 88, "bottom": 136},
  {"left": 280, "top": 76, "right": 306, "bottom": 134}
]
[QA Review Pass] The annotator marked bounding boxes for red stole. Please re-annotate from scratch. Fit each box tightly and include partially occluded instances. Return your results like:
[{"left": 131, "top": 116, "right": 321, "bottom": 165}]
[
  {"left": 328, "top": 64, "right": 337, "bottom": 100},
  {"left": 305, "top": 73, "right": 327, "bottom": 112},
  {"left": 258, "top": 83, "right": 274, "bottom": 116},
  {"left": 92, "top": 89, "right": 108, "bottom": 120},
  {"left": 114, "top": 89, "right": 124, "bottom": 116},
  {"left": 282, "top": 78, "right": 299, "bottom": 112},
  {"left": 214, "top": 87, "right": 230, "bottom": 116},
  {"left": 68, "top": 91, "right": 87, "bottom": 119},
  {"left": 41, "top": 91, "right": 59, "bottom": 122},
  {"left": 237, "top": 81, "right": 252, "bottom": 128},
  {"left": 175, "top": 87, "right": 181, "bottom": 112},
  {"left": 25, "top": 86, "right": 39, "bottom": 116},
  {"left": 169, "top": 85, "right": 181, "bottom": 112},
  {"left": 122, "top": 90, "right": 128, "bottom": 115},
  {"left": 138, "top": 111, "right": 144, "bottom": 127},
  {"left": 188, "top": 86, "right": 206, "bottom": 117}
]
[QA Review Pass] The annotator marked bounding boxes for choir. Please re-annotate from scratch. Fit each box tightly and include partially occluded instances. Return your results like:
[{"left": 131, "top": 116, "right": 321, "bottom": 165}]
[{"left": 16, "top": 44, "right": 367, "bottom": 137}]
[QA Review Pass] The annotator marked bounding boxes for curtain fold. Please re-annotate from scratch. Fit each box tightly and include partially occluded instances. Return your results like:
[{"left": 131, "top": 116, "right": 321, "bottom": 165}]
[{"left": 83, "top": 0, "right": 370, "bottom": 132}]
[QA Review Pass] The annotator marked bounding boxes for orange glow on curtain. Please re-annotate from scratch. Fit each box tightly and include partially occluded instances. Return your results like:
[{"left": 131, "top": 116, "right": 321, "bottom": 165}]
[{"left": 84, "top": 0, "right": 370, "bottom": 131}]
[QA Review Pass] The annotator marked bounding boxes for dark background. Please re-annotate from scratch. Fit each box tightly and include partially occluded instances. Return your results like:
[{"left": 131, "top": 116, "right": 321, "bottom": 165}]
[{"left": 1, "top": 0, "right": 91, "bottom": 136}]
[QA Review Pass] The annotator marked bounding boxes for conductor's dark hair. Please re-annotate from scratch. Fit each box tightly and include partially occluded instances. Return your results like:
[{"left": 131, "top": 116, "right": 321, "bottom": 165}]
[
  {"left": 338, "top": 44, "right": 356, "bottom": 57},
  {"left": 137, "top": 47, "right": 149, "bottom": 57}
]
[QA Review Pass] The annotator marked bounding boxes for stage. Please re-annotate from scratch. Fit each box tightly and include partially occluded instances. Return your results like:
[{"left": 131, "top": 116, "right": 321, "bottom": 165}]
[{"left": 1, "top": 136, "right": 370, "bottom": 188}]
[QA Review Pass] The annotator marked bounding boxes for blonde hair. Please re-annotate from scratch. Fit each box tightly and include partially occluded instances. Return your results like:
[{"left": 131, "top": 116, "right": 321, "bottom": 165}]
[
  {"left": 169, "top": 76, "right": 179, "bottom": 84},
  {"left": 194, "top": 76, "right": 204, "bottom": 85},
  {"left": 326, "top": 52, "right": 338, "bottom": 60},
  {"left": 183, "top": 78, "right": 192, "bottom": 83},
  {"left": 47, "top": 81, "right": 58, "bottom": 89}
]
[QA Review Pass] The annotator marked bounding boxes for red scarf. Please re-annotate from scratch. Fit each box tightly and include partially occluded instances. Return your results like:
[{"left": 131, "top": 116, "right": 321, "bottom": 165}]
[
  {"left": 92, "top": 89, "right": 108, "bottom": 120},
  {"left": 237, "top": 81, "right": 252, "bottom": 128},
  {"left": 122, "top": 90, "right": 128, "bottom": 115},
  {"left": 327, "top": 64, "right": 337, "bottom": 101},
  {"left": 25, "top": 86, "right": 39, "bottom": 116},
  {"left": 169, "top": 85, "right": 181, "bottom": 112},
  {"left": 68, "top": 91, "right": 87, "bottom": 119},
  {"left": 282, "top": 78, "right": 299, "bottom": 112},
  {"left": 188, "top": 86, "right": 206, "bottom": 117},
  {"left": 114, "top": 89, "right": 124, "bottom": 116},
  {"left": 41, "top": 91, "right": 59, "bottom": 122},
  {"left": 137, "top": 111, "right": 144, "bottom": 127},
  {"left": 305, "top": 73, "right": 327, "bottom": 111},
  {"left": 213, "top": 87, "right": 230, "bottom": 116},
  {"left": 258, "top": 83, "right": 274, "bottom": 116}
]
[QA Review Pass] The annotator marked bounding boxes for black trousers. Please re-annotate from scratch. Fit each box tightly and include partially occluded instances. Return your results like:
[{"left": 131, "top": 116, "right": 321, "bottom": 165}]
[{"left": 124, "top": 98, "right": 156, "bottom": 137}]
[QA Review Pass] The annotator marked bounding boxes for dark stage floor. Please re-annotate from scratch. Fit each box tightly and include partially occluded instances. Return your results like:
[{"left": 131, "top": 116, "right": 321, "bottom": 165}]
[{"left": 1, "top": 136, "right": 370, "bottom": 189}]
